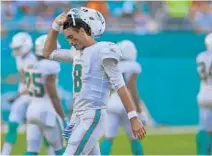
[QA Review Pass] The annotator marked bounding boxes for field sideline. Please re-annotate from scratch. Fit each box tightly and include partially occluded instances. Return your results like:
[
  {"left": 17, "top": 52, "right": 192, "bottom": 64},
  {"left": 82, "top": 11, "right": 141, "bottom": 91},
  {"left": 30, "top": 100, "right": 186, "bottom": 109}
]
[{"left": 1, "top": 125, "right": 197, "bottom": 155}]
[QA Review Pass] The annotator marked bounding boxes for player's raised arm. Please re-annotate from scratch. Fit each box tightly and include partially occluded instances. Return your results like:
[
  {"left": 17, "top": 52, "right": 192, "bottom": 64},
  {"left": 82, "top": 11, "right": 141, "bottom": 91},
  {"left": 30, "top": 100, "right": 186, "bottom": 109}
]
[
  {"left": 43, "top": 10, "right": 73, "bottom": 63},
  {"left": 100, "top": 45, "right": 146, "bottom": 140}
]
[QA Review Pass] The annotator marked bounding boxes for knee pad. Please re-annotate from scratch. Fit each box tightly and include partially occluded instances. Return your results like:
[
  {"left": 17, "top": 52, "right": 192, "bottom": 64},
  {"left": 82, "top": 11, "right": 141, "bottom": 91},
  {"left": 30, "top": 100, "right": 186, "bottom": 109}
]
[
  {"left": 131, "top": 139, "right": 144, "bottom": 155},
  {"left": 100, "top": 138, "right": 113, "bottom": 155},
  {"left": 196, "top": 130, "right": 212, "bottom": 155},
  {"left": 5, "top": 122, "right": 19, "bottom": 144}
]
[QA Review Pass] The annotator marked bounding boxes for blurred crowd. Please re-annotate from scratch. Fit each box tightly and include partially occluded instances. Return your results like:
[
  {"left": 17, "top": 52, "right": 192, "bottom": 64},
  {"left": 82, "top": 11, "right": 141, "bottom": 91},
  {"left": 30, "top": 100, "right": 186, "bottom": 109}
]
[{"left": 1, "top": 1, "right": 212, "bottom": 34}]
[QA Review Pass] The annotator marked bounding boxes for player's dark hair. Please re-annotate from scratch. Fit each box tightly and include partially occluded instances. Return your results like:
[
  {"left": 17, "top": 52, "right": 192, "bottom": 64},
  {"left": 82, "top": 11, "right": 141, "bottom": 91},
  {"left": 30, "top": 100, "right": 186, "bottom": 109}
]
[{"left": 63, "top": 15, "right": 92, "bottom": 36}]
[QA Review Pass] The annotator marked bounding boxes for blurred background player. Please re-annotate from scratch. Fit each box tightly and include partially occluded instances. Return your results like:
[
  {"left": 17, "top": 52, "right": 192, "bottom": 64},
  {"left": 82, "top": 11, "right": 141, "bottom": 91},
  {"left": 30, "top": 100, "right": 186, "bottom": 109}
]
[
  {"left": 24, "top": 34, "right": 67, "bottom": 155},
  {"left": 1, "top": 32, "right": 37, "bottom": 155},
  {"left": 196, "top": 33, "right": 212, "bottom": 155},
  {"left": 101, "top": 40, "right": 148, "bottom": 155}
]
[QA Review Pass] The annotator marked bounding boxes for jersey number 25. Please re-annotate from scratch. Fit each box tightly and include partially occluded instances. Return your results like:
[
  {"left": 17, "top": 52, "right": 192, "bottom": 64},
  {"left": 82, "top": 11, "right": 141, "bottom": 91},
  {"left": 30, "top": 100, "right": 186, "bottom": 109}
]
[{"left": 25, "top": 72, "right": 45, "bottom": 97}]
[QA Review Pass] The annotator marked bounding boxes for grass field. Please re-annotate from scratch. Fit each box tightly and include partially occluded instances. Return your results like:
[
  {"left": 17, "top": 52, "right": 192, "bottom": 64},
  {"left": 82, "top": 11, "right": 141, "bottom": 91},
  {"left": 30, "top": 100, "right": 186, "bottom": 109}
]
[{"left": 1, "top": 127, "right": 197, "bottom": 155}]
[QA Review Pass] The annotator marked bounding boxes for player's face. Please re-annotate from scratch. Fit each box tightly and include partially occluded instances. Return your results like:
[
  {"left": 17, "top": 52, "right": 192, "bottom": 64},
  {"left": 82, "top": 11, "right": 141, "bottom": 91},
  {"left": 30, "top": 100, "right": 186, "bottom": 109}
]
[
  {"left": 64, "top": 27, "right": 86, "bottom": 50},
  {"left": 12, "top": 47, "right": 22, "bottom": 56}
]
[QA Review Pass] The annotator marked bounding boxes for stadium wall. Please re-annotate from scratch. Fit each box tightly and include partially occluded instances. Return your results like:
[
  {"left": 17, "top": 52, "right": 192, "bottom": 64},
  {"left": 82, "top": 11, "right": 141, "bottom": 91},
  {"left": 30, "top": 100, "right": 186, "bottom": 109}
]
[{"left": 1, "top": 31, "right": 206, "bottom": 126}]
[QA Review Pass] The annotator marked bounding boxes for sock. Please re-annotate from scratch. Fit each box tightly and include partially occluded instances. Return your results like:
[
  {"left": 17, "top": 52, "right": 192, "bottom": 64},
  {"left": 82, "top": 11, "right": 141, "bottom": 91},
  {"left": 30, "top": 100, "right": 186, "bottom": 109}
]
[
  {"left": 55, "top": 148, "right": 65, "bottom": 155},
  {"left": 5, "top": 122, "right": 19, "bottom": 144},
  {"left": 1, "top": 143, "right": 13, "bottom": 155},
  {"left": 47, "top": 146, "right": 55, "bottom": 155},
  {"left": 24, "top": 151, "right": 38, "bottom": 155},
  {"left": 131, "top": 139, "right": 144, "bottom": 155},
  {"left": 2, "top": 122, "right": 19, "bottom": 155},
  {"left": 100, "top": 138, "right": 113, "bottom": 155},
  {"left": 196, "top": 130, "right": 212, "bottom": 155}
]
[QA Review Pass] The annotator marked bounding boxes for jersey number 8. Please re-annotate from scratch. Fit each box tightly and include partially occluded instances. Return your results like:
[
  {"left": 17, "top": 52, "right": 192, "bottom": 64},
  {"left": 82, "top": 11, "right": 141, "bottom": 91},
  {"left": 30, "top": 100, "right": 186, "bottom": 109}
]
[{"left": 73, "top": 64, "right": 82, "bottom": 93}]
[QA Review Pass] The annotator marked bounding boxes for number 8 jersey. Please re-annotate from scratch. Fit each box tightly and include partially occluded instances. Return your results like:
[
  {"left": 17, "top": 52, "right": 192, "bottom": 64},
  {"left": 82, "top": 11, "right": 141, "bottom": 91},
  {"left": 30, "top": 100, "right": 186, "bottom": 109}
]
[
  {"left": 196, "top": 50, "right": 212, "bottom": 108},
  {"left": 71, "top": 42, "right": 122, "bottom": 111},
  {"left": 24, "top": 59, "right": 60, "bottom": 110}
]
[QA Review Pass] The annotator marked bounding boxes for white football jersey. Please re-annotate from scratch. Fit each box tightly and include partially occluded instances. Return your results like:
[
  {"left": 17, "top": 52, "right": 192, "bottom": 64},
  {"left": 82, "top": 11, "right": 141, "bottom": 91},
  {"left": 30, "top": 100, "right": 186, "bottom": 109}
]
[
  {"left": 24, "top": 59, "right": 60, "bottom": 109},
  {"left": 15, "top": 53, "right": 37, "bottom": 92},
  {"left": 107, "top": 61, "right": 142, "bottom": 113},
  {"left": 71, "top": 41, "right": 122, "bottom": 111},
  {"left": 196, "top": 51, "right": 212, "bottom": 108}
]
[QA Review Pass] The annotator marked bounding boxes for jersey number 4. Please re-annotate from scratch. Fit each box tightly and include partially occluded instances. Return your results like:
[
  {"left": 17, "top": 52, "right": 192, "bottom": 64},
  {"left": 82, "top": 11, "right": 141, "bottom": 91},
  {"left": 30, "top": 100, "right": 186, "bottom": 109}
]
[
  {"left": 25, "top": 72, "right": 45, "bottom": 97},
  {"left": 198, "top": 62, "right": 212, "bottom": 80},
  {"left": 73, "top": 64, "right": 82, "bottom": 93}
]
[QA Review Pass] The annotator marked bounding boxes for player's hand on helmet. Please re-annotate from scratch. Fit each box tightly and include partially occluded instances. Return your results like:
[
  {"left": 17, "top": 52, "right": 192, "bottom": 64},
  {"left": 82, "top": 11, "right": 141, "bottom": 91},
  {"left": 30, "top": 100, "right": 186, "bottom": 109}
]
[
  {"left": 130, "top": 117, "right": 146, "bottom": 140},
  {"left": 138, "top": 112, "right": 148, "bottom": 125},
  {"left": 54, "top": 9, "right": 70, "bottom": 26},
  {"left": 52, "top": 9, "right": 70, "bottom": 31}
]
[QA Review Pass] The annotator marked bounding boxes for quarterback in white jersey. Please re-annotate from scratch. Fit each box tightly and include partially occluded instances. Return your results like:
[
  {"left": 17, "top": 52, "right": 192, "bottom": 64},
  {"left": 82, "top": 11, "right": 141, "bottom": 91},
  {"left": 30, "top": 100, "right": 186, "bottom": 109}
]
[
  {"left": 196, "top": 33, "right": 212, "bottom": 155},
  {"left": 101, "top": 40, "right": 147, "bottom": 155},
  {"left": 23, "top": 34, "right": 67, "bottom": 155},
  {"left": 1, "top": 32, "right": 36, "bottom": 155},
  {"left": 43, "top": 7, "right": 146, "bottom": 155}
]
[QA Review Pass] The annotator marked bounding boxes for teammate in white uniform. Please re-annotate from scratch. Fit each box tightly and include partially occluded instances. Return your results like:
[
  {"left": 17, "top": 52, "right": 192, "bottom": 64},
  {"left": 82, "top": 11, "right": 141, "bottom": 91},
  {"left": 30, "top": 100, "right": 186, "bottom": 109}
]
[
  {"left": 101, "top": 40, "right": 147, "bottom": 155},
  {"left": 43, "top": 7, "right": 146, "bottom": 155},
  {"left": 1, "top": 32, "right": 37, "bottom": 155},
  {"left": 23, "top": 34, "right": 67, "bottom": 155},
  {"left": 196, "top": 33, "right": 212, "bottom": 155}
]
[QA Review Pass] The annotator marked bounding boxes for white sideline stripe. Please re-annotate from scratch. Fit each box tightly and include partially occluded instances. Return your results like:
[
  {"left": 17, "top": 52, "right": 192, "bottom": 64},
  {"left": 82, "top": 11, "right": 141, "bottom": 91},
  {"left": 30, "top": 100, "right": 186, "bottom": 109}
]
[{"left": 1, "top": 124, "right": 198, "bottom": 135}]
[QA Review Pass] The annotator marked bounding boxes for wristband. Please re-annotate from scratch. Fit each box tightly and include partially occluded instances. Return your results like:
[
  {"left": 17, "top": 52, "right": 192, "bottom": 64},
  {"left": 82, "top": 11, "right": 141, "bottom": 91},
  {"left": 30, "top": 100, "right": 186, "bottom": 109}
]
[
  {"left": 52, "top": 22, "right": 61, "bottom": 32},
  {"left": 128, "top": 111, "right": 138, "bottom": 120}
]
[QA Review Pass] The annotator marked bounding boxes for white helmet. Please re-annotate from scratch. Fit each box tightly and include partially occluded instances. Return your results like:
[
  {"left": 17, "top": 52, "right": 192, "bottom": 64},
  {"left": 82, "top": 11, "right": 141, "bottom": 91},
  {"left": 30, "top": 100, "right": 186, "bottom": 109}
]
[
  {"left": 205, "top": 33, "right": 212, "bottom": 51},
  {"left": 35, "top": 34, "right": 61, "bottom": 56},
  {"left": 117, "top": 40, "right": 137, "bottom": 61},
  {"left": 10, "top": 32, "right": 33, "bottom": 56},
  {"left": 68, "top": 7, "right": 106, "bottom": 38}
]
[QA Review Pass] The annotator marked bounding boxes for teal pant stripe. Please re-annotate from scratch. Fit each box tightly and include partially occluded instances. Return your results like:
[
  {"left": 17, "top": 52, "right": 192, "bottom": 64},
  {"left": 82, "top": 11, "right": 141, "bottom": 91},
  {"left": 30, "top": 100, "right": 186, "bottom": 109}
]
[{"left": 74, "top": 110, "right": 101, "bottom": 155}]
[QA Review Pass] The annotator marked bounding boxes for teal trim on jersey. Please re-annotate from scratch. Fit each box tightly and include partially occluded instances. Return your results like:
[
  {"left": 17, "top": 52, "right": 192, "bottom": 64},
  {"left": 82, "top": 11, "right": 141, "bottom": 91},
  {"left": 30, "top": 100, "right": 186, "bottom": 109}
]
[
  {"left": 5, "top": 122, "right": 19, "bottom": 144},
  {"left": 100, "top": 138, "right": 113, "bottom": 155},
  {"left": 131, "top": 139, "right": 144, "bottom": 155},
  {"left": 74, "top": 110, "right": 101, "bottom": 155},
  {"left": 196, "top": 130, "right": 212, "bottom": 155}
]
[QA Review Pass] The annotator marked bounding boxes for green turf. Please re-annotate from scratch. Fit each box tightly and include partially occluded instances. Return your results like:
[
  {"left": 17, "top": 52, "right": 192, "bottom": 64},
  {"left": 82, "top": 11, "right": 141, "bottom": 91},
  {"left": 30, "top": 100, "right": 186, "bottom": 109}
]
[{"left": 1, "top": 132, "right": 196, "bottom": 155}]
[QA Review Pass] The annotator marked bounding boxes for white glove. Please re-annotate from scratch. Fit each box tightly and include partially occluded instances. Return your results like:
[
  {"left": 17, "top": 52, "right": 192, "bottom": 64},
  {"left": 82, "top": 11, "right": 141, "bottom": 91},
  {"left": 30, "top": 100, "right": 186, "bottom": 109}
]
[{"left": 138, "top": 112, "right": 148, "bottom": 125}]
